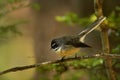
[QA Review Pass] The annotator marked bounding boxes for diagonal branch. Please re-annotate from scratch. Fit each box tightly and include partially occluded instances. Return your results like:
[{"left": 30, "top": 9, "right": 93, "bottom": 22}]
[
  {"left": 94, "top": 0, "right": 117, "bottom": 80},
  {"left": 0, "top": 54, "right": 120, "bottom": 76}
]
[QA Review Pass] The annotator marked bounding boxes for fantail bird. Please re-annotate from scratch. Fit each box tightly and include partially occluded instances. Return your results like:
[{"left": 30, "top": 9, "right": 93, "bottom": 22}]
[{"left": 51, "top": 16, "right": 106, "bottom": 57}]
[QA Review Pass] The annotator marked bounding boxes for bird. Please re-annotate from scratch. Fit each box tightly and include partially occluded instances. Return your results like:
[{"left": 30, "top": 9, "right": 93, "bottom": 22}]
[{"left": 51, "top": 16, "right": 106, "bottom": 57}]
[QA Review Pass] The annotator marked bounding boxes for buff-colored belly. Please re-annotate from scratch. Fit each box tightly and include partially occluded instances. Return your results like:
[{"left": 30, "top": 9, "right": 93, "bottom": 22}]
[{"left": 57, "top": 47, "right": 80, "bottom": 57}]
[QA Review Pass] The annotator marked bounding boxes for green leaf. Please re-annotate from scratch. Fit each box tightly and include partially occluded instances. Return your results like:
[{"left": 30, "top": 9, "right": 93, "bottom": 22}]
[
  {"left": 92, "top": 58, "right": 103, "bottom": 67},
  {"left": 55, "top": 12, "right": 79, "bottom": 25},
  {"left": 31, "top": 3, "right": 40, "bottom": 11}
]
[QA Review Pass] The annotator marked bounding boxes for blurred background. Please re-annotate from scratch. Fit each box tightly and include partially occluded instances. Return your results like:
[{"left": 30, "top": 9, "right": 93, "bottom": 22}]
[{"left": 0, "top": 0, "right": 120, "bottom": 80}]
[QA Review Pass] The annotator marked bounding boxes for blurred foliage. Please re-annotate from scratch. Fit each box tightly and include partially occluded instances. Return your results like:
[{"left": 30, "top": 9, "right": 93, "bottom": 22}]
[
  {"left": 108, "top": 6, "right": 120, "bottom": 55},
  {"left": 31, "top": 3, "right": 40, "bottom": 11},
  {"left": 37, "top": 58, "right": 105, "bottom": 80},
  {"left": 55, "top": 12, "right": 97, "bottom": 26},
  {"left": 0, "top": 0, "right": 27, "bottom": 42},
  {"left": 42, "top": 6, "right": 120, "bottom": 80},
  {"left": 112, "top": 45, "right": 120, "bottom": 54},
  {"left": 0, "top": 0, "right": 40, "bottom": 79},
  {"left": 0, "top": 0, "right": 40, "bottom": 43}
]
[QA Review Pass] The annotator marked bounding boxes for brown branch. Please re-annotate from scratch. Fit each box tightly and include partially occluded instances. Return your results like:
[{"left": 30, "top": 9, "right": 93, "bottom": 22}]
[
  {"left": 94, "top": 0, "right": 117, "bottom": 80},
  {"left": 0, "top": 54, "right": 120, "bottom": 76}
]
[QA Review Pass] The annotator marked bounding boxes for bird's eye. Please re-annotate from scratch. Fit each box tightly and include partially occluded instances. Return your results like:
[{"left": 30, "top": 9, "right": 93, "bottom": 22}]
[{"left": 51, "top": 40, "right": 59, "bottom": 49}]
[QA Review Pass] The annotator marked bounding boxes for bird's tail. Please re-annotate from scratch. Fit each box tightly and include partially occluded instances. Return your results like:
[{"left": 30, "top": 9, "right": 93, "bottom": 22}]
[{"left": 79, "top": 16, "right": 106, "bottom": 42}]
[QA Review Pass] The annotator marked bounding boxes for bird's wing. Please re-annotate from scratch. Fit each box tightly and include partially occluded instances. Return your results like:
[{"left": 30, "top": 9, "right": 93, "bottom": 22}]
[
  {"left": 65, "top": 37, "right": 91, "bottom": 48},
  {"left": 79, "top": 16, "right": 106, "bottom": 42}
]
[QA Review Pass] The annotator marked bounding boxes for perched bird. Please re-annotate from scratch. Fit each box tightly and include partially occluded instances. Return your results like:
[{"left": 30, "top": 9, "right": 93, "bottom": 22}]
[{"left": 51, "top": 17, "right": 106, "bottom": 57}]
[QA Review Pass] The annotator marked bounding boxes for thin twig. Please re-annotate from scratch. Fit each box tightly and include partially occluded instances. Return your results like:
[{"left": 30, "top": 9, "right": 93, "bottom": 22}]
[
  {"left": 0, "top": 54, "right": 120, "bottom": 76},
  {"left": 94, "top": 0, "right": 117, "bottom": 80}
]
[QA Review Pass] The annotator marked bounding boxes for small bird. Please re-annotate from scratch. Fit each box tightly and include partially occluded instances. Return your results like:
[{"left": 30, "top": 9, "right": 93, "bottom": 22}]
[{"left": 51, "top": 17, "right": 106, "bottom": 57}]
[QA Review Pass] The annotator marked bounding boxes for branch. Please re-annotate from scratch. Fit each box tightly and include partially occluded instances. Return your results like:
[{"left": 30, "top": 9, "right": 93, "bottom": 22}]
[
  {"left": 94, "top": 0, "right": 117, "bottom": 80},
  {"left": 0, "top": 54, "right": 120, "bottom": 76}
]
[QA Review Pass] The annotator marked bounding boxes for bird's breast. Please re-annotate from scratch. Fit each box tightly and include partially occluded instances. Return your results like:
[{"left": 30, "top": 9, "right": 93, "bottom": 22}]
[{"left": 57, "top": 47, "right": 80, "bottom": 57}]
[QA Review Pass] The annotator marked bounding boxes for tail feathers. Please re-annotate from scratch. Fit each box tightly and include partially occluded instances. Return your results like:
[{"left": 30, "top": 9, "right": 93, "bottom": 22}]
[{"left": 79, "top": 16, "right": 106, "bottom": 42}]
